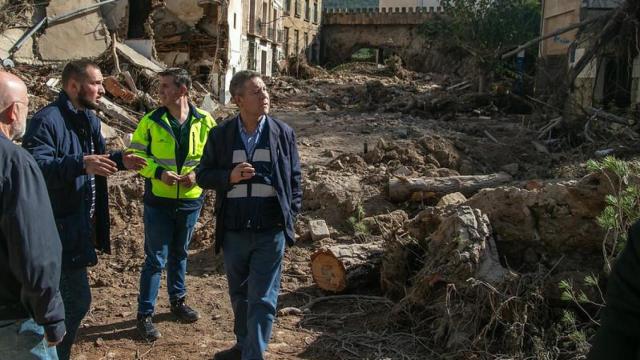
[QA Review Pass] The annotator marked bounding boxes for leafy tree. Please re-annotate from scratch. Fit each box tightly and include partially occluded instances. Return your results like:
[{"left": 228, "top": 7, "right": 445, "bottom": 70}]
[
  {"left": 587, "top": 156, "right": 640, "bottom": 272},
  {"left": 421, "top": 0, "right": 541, "bottom": 92}
]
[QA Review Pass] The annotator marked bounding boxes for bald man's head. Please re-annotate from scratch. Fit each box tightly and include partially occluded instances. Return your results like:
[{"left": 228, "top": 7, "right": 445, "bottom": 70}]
[{"left": 0, "top": 71, "right": 29, "bottom": 140}]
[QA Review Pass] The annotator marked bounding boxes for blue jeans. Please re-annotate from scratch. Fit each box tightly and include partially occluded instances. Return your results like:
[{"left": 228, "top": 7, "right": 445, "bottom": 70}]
[
  {"left": 0, "top": 319, "right": 58, "bottom": 359},
  {"left": 57, "top": 267, "right": 91, "bottom": 360},
  {"left": 223, "top": 229, "right": 285, "bottom": 360},
  {"left": 138, "top": 205, "right": 201, "bottom": 316}
]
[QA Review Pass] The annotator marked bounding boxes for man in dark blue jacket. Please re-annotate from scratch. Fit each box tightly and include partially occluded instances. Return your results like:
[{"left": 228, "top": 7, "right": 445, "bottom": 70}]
[
  {"left": 197, "top": 71, "right": 302, "bottom": 360},
  {"left": 22, "top": 60, "right": 146, "bottom": 359},
  {"left": 587, "top": 220, "right": 640, "bottom": 359},
  {"left": 0, "top": 71, "right": 65, "bottom": 359}
]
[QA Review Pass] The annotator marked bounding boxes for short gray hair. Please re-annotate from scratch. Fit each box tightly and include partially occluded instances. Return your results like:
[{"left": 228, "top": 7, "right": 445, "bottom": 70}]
[
  {"left": 229, "top": 70, "right": 261, "bottom": 97},
  {"left": 159, "top": 67, "right": 192, "bottom": 90}
]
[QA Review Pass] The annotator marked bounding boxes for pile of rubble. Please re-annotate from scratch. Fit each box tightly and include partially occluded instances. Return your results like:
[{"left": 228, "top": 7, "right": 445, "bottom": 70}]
[{"left": 0, "top": 0, "right": 229, "bottom": 144}]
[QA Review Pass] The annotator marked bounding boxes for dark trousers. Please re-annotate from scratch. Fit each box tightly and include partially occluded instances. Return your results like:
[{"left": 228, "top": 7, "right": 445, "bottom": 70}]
[
  {"left": 56, "top": 267, "right": 91, "bottom": 360},
  {"left": 223, "top": 229, "right": 285, "bottom": 360},
  {"left": 587, "top": 312, "right": 640, "bottom": 360}
]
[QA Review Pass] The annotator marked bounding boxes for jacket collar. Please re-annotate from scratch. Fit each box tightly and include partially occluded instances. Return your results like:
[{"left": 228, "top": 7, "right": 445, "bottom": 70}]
[
  {"left": 56, "top": 90, "right": 90, "bottom": 116},
  {"left": 148, "top": 103, "right": 203, "bottom": 134},
  {"left": 189, "top": 103, "right": 204, "bottom": 119},
  {"left": 230, "top": 114, "right": 280, "bottom": 138},
  {"left": 55, "top": 91, "right": 97, "bottom": 135},
  {"left": 227, "top": 114, "right": 281, "bottom": 164},
  {"left": 150, "top": 103, "right": 202, "bottom": 122}
]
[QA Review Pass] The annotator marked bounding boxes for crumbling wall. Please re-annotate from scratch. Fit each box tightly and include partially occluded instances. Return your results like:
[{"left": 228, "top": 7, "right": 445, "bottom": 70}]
[
  {"left": 152, "top": 1, "right": 221, "bottom": 85},
  {"left": 38, "top": 0, "right": 111, "bottom": 61}
]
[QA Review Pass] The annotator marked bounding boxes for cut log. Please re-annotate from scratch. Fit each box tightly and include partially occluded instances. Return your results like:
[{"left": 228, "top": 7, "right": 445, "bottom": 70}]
[
  {"left": 310, "top": 242, "right": 384, "bottom": 292},
  {"left": 388, "top": 173, "right": 512, "bottom": 202},
  {"left": 404, "top": 206, "right": 515, "bottom": 305}
]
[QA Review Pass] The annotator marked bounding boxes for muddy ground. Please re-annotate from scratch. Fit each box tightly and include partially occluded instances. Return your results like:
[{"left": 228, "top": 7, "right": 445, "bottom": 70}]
[{"left": 64, "top": 63, "right": 638, "bottom": 360}]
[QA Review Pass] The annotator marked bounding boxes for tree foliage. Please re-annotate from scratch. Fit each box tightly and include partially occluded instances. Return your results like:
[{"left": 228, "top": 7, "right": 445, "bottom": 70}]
[
  {"left": 586, "top": 156, "right": 640, "bottom": 272},
  {"left": 421, "top": 0, "right": 541, "bottom": 69}
]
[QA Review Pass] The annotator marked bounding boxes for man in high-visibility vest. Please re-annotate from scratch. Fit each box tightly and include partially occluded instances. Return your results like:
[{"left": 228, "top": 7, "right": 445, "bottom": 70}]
[{"left": 128, "top": 68, "right": 216, "bottom": 341}]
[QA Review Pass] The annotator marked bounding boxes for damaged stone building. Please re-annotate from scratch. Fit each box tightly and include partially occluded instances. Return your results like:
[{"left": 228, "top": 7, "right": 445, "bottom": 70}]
[
  {"left": 538, "top": 0, "right": 638, "bottom": 112},
  {"left": 241, "top": 0, "right": 284, "bottom": 76},
  {"left": 0, "top": 0, "right": 308, "bottom": 104},
  {"left": 282, "top": 0, "right": 322, "bottom": 63},
  {"left": 103, "top": 0, "right": 241, "bottom": 104}
]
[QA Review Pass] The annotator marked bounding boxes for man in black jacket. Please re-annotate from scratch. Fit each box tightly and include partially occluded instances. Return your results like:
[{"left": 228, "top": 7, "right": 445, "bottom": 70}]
[
  {"left": 22, "top": 60, "right": 146, "bottom": 359},
  {"left": 0, "top": 71, "right": 65, "bottom": 359},
  {"left": 197, "top": 71, "right": 302, "bottom": 360},
  {"left": 587, "top": 220, "right": 640, "bottom": 359}
]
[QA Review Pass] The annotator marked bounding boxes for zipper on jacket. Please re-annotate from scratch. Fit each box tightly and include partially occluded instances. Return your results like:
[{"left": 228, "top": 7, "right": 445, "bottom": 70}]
[
  {"left": 191, "top": 131, "right": 196, "bottom": 156},
  {"left": 175, "top": 140, "right": 181, "bottom": 200}
]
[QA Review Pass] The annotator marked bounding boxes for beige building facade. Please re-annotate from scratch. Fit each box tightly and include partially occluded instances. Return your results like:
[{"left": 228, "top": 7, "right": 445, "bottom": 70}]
[
  {"left": 241, "top": 0, "right": 284, "bottom": 76},
  {"left": 538, "top": 0, "right": 636, "bottom": 110},
  {"left": 281, "top": 0, "right": 322, "bottom": 64}
]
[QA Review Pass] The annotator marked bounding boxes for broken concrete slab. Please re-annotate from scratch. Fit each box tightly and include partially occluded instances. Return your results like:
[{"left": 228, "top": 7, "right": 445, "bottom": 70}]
[
  {"left": 100, "top": 121, "right": 119, "bottom": 139},
  {"left": 100, "top": 0, "right": 128, "bottom": 34},
  {"left": 38, "top": 0, "right": 111, "bottom": 61},
  {"left": 309, "top": 220, "right": 331, "bottom": 241},
  {"left": 96, "top": 96, "right": 139, "bottom": 129},
  {"left": 116, "top": 42, "right": 164, "bottom": 72},
  {"left": 0, "top": 28, "right": 34, "bottom": 63},
  {"left": 124, "top": 39, "right": 155, "bottom": 60},
  {"left": 200, "top": 94, "right": 220, "bottom": 114}
]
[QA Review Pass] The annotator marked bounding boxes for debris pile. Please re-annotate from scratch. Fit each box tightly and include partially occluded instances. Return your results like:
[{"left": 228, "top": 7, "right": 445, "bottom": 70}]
[{"left": 0, "top": 0, "right": 228, "bottom": 143}]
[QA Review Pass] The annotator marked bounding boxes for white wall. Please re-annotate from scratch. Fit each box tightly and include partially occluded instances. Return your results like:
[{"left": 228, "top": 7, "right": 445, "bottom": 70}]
[{"left": 223, "top": 0, "right": 245, "bottom": 103}]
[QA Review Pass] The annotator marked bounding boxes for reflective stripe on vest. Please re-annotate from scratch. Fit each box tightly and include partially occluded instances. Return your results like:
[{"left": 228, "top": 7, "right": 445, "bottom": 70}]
[
  {"left": 227, "top": 184, "right": 248, "bottom": 198},
  {"left": 153, "top": 157, "right": 177, "bottom": 168},
  {"left": 128, "top": 142, "right": 146, "bottom": 151},
  {"left": 128, "top": 106, "right": 216, "bottom": 200},
  {"left": 252, "top": 149, "right": 270, "bottom": 162},
  {"left": 227, "top": 142, "right": 276, "bottom": 199},
  {"left": 252, "top": 183, "right": 277, "bottom": 197},
  {"left": 232, "top": 150, "right": 247, "bottom": 163}
]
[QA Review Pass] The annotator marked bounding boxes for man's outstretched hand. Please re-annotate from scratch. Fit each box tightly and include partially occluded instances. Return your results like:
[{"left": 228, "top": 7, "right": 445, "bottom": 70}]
[
  {"left": 84, "top": 155, "right": 117, "bottom": 177},
  {"left": 123, "top": 152, "right": 147, "bottom": 171}
]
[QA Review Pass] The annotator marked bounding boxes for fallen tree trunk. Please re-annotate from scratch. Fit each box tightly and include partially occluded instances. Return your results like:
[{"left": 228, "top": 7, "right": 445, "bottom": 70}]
[
  {"left": 501, "top": 14, "right": 608, "bottom": 60},
  {"left": 585, "top": 106, "right": 634, "bottom": 126},
  {"left": 311, "top": 242, "right": 384, "bottom": 292},
  {"left": 388, "top": 173, "right": 512, "bottom": 202}
]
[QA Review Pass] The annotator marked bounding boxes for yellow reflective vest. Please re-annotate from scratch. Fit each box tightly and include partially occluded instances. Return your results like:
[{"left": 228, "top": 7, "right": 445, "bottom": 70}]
[{"left": 128, "top": 105, "right": 216, "bottom": 200}]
